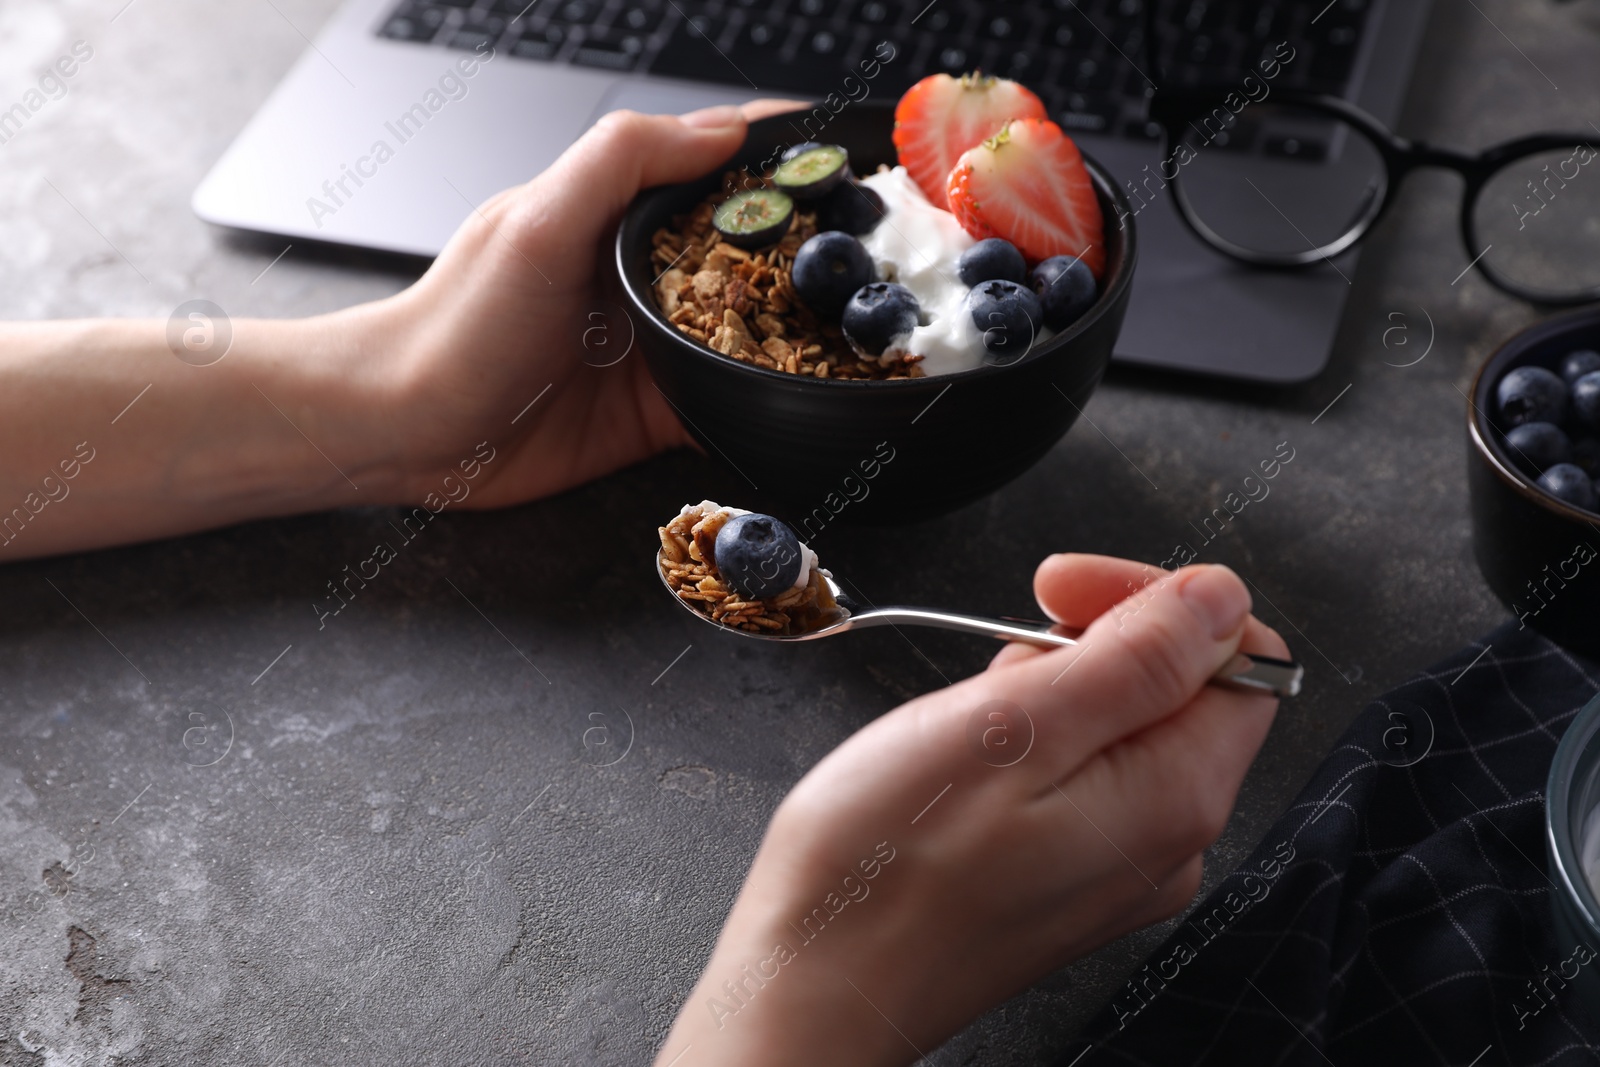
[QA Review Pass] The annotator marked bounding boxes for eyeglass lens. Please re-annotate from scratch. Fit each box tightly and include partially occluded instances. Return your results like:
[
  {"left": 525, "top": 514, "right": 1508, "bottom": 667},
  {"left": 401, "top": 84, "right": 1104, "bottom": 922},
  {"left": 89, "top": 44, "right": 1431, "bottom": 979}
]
[
  {"left": 1167, "top": 102, "right": 1386, "bottom": 260},
  {"left": 1470, "top": 142, "right": 1600, "bottom": 302}
]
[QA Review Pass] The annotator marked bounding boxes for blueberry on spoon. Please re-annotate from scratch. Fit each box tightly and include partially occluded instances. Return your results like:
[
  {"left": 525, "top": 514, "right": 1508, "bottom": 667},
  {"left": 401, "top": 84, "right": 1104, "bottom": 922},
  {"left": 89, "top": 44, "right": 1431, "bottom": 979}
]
[{"left": 714, "top": 513, "right": 803, "bottom": 599}]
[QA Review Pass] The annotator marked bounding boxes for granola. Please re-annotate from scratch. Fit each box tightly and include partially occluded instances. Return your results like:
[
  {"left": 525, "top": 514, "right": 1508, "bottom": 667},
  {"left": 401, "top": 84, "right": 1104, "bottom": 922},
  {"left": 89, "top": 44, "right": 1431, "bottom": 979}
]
[
  {"left": 658, "top": 501, "right": 840, "bottom": 636},
  {"left": 648, "top": 173, "right": 927, "bottom": 381}
]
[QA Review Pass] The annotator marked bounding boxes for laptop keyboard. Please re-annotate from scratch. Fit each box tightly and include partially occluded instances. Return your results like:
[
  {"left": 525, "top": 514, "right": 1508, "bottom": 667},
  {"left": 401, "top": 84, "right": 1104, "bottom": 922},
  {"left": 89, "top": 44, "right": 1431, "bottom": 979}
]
[{"left": 376, "top": 0, "right": 1374, "bottom": 142}]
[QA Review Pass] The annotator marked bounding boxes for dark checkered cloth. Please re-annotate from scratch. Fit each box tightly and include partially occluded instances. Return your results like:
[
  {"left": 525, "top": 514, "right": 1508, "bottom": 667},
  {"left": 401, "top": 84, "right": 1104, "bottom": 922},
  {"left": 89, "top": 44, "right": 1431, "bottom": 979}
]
[{"left": 1068, "top": 621, "right": 1600, "bottom": 1066}]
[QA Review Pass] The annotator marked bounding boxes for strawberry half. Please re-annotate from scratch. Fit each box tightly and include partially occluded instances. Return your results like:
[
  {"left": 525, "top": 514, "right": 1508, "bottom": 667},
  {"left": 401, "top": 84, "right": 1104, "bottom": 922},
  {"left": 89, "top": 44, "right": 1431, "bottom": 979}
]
[
  {"left": 892, "top": 72, "right": 1048, "bottom": 209},
  {"left": 947, "top": 118, "right": 1105, "bottom": 278}
]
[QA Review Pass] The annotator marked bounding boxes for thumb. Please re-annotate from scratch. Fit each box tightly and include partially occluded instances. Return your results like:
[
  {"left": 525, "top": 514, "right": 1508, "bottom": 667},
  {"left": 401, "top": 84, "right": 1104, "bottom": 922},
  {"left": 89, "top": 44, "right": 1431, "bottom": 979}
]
[
  {"left": 539, "top": 106, "right": 749, "bottom": 222},
  {"left": 981, "top": 564, "right": 1254, "bottom": 771},
  {"left": 1070, "top": 564, "right": 1253, "bottom": 736}
]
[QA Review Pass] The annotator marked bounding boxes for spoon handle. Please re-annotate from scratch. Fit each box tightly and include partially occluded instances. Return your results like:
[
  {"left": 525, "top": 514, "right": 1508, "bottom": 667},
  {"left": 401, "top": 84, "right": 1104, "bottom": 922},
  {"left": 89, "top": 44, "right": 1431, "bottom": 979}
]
[{"left": 849, "top": 607, "right": 1302, "bottom": 698}]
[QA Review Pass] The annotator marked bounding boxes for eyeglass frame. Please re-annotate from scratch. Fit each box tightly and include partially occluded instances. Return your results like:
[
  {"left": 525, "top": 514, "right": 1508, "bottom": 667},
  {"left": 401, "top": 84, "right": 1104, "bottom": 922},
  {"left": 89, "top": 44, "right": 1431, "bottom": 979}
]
[{"left": 1142, "top": 84, "right": 1600, "bottom": 306}]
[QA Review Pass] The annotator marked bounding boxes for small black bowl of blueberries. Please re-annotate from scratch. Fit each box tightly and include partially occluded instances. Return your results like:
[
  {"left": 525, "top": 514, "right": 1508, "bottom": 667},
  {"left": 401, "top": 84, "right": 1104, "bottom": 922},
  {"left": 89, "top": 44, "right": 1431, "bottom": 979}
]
[{"left": 1469, "top": 306, "right": 1600, "bottom": 654}]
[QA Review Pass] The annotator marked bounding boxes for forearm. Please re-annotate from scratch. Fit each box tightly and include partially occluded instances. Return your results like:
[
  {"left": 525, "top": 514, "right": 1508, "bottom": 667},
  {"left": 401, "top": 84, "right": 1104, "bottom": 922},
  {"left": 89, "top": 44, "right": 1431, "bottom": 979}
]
[{"left": 0, "top": 304, "right": 407, "bottom": 560}]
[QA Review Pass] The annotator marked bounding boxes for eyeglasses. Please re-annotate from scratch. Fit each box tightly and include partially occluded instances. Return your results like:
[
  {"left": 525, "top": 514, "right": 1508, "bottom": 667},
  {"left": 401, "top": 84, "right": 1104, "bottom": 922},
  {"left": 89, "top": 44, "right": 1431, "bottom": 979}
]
[
  {"left": 1127, "top": 1, "right": 1600, "bottom": 306},
  {"left": 1140, "top": 86, "right": 1600, "bottom": 305}
]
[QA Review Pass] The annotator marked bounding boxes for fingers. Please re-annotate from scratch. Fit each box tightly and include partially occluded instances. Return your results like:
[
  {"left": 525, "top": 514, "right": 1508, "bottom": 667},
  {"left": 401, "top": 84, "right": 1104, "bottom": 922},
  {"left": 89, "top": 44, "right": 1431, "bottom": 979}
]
[
  {"left": 987, "top": 641, "right": 1042, "bottom": 671},
  {"left": 1102, "top": 667, "right": 1280, "bottom": 864},
  {"left": 987, "top": 553, "right": 1172, "bottom": 673},
  {"left": 1032, "top": 553, "right": 1176, "bottom": 629},
  {"left": 988, "top": 611, "right": 1281, "bottom": 675},
  {"left": 966, "top": 564, "right": 1257, "bottom": 773},
  {"left": 1068, "top": 563, "right": 1254, "bottom": 734},
  {"left": 738, "top": 98, "right": 811, "bottom": 122},
  {"left": 533, "top": 107, "right": 750, "bottom": 228}
]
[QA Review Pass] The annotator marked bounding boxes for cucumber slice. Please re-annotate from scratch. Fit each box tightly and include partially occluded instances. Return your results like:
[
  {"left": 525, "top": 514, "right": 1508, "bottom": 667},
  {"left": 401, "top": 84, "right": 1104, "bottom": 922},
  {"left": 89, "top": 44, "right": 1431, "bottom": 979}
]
[
  {"left": 772, "top": 144, "right": 851, "bottom": 200},
  {"left": 712, "top": 189, "right": 796, "bottom": 250}
]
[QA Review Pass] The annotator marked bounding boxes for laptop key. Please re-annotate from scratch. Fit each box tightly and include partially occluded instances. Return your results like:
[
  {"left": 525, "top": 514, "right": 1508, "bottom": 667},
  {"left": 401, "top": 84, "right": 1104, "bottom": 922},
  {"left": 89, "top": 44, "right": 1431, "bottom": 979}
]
[
  {"left": 1043, "top": 15, "right": 1094, "bottom": 53},
  {"left": 1056, "top": 90, "right": 1118, "bottom": 134},
  {"left": 650, "top": 17, "right": 756, "bottom": 85},
  {"left": 1067, "top": 55, "right": 1117, "bottom": 90},
  {"left": 448, "top": 19, "right": 505, "bottom": 50},
  {"left": 794, "top": 0, "right": 843, "bottom": 18},
  {"left": 994, "top": 44, "right": 1049, "bottom": 83},
  {"left": 546, "top": 0, "right": 599, "bottom": 22},
  {"left": 912, "top": 6, "right": 966, "bottom": 35},
  {"left": 852, "top": 0, "right": 905, "bottom": 28},
  {"left": 925, "top": 35, "right": 994, "bottom": 77},
  {"left": 978, "top": 11, "right": 1033, "bottom": 42},
  {"left": 448, "top": 28, "right": 498, "bottom": 50},
  {"left": 862, "top": 38, "right": 917, "bottom": 94},
  {"left": 511, "top": 24, "right": 567, "bottom": 59},
  {"left": 804, "top": 26, "right": 846, "bottom": 59},
  {"left": 572, "top": 28, "right": 649, "bottom": 69},
  {"left": 380, "top": 15, "right": 444, "bottom": 42},
  {"left": 617, "top": 5, "right": 664, "bottom": 32}
]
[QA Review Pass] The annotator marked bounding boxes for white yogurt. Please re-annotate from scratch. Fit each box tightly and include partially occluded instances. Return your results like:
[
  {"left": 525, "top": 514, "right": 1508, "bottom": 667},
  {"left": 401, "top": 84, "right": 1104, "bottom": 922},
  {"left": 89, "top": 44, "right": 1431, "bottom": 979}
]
[
  {"left": 856, "top": 166, "right": 1052, "bottom": 376},
  {"left": 676, "top": 500, "right": 817, "bottom": 591}
]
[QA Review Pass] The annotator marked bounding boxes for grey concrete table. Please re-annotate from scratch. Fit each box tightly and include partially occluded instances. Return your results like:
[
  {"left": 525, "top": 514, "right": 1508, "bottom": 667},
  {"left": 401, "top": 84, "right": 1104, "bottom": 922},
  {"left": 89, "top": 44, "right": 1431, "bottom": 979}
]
[{"left": 2, "top": 1, "right": 1595, "bottom": 1063}]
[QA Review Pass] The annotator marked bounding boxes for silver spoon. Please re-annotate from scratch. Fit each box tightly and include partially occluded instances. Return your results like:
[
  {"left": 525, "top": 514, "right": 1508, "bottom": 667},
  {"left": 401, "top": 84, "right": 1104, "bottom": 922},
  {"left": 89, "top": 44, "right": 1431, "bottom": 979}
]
[{"left": 658, "top": 554, "right": 1303, "bottom": 698}]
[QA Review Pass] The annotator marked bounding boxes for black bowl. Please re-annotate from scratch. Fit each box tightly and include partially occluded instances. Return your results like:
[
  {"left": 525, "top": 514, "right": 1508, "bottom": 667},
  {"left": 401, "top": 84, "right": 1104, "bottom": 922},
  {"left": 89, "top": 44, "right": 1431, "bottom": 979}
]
[
  {"left": 613, "top": 101, "right": 1137, "bottom": 524},
  {"left": 1468, "top": 306, "right": 1600, "bottom": 654}
]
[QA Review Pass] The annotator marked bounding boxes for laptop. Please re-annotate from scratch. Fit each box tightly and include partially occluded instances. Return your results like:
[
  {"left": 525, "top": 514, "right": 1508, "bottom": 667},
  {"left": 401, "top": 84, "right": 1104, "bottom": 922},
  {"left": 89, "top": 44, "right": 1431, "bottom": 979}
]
[{"left": 192, "top": 0, "right": 1434, "bottom": 383}]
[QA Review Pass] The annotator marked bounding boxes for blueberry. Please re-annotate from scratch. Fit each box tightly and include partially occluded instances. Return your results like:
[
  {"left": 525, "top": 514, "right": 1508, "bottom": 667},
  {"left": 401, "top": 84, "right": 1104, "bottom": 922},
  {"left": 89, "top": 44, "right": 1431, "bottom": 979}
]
[
  {"left": 957, "top": 238, "right": 1027, "bottom": 286},
  {"left": 842, "top": 282, "right": 920, "bottom": 355},
  {"left": 1561, "top": 349, "right": 1600, "bottom": 384},
  {"left": 967, "top": 280, "right": 1043, "bottom": 364},
  {"left": 1536, "top": 463, "right": 1598, "bottom": 512},
  {"left": 792, "top": 232, "right": 875, "bottom": 319},
  {"left": 1573, "top": 437, "right": 1600, "bottom": 478},
  {"left": 1029, "top": 254, "right": 1098, "bottom": 330},
  {"left": 1572, "top": 371, "right": 1600, "bottom": 430},
  {"left": 815, "top": 180, "right": 885, "bottom": 236},
  {"left": 1504, "top": 421, "right": 1571, "bottom": 474},
  {"left": 713, "top": 513, "right": 803, "bottom": 599},
  {"left": 1496, "top": 365, "right": 1568, "bottom": 428}
]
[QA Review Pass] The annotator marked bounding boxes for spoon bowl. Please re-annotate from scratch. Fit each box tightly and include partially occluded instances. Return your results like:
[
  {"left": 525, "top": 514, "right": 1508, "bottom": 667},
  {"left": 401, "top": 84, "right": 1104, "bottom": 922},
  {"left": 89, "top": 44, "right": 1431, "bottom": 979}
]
[{"left": 657, "top": 550, "right": 1303, "bottom": 698}]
